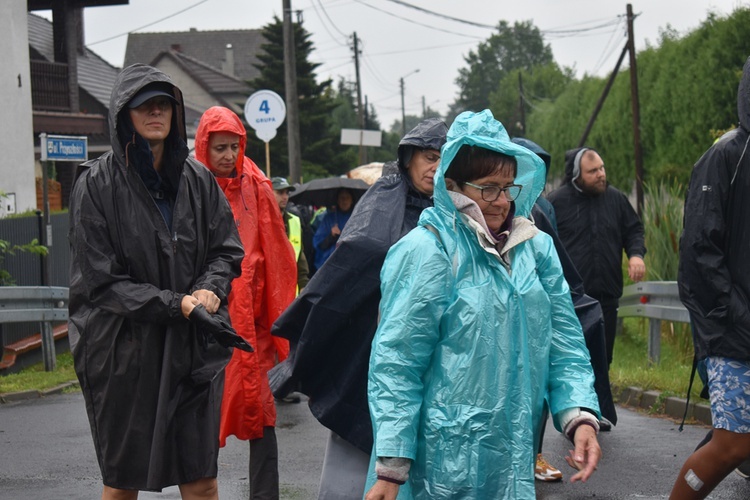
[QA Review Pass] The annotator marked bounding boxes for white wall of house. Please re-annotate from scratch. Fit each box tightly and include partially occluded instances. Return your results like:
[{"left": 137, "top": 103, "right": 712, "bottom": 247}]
[
  {"left": 155, "top": 59, "right": 219, "bottom": 115},
  {"left": 0, "top": 0, "right": 37, "bottom": 217}
]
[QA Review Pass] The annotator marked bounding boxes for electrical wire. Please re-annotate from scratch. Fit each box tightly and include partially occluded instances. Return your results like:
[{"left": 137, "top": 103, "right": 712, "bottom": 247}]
[
  {"left": 591, "top": 20, "right": 627, "bottom": 75},
  {"left": 379, "top": 0, "right": 495, "bottom": 29},
  {"left": 351, "top": 0, "right": 484, "bottom": 39},
  {"left": 87, "top": 0, "right": 210, "bottom": 46},
  {"left": 309, "top": 0, "right": 349, "bottom": 46},
  {"left": 313, "top": 0, "right": 350, "bottom": 40},
  {"left": 370, "top": 0, "right": 624, "bottom": 39}
]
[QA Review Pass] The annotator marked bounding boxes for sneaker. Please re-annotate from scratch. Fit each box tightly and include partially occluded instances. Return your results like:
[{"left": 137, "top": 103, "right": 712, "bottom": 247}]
[
  {"left": 274, "top": 392, "right": 301, "bottom": 404},
  {"left": 535, "top": 453, "right": 563, "bottom": 482},
  {"left": 735, "top": 458, "right": 750, "bottom": 480},
  {"left": 598, "top": 417, "right": 613, "bottom": 432}
]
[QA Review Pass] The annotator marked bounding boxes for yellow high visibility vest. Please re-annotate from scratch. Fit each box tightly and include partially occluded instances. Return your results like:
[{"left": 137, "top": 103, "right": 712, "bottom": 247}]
[{"left": 287, "top": 213, "right": 302, "bottom": 261}]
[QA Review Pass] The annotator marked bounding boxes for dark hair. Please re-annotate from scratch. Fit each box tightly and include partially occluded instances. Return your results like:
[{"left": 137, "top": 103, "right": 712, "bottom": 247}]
[{"left": 445, "top": 145, "right": 517, "bottom": 186}]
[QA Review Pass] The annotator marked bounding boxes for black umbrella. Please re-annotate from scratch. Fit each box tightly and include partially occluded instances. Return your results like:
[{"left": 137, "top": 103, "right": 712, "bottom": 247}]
[
  {"left": 189, "top": 304, "right": 254, "bottom": 352},
  {"left": 290, "top": 177, "right": 370, "bottom": 208}
]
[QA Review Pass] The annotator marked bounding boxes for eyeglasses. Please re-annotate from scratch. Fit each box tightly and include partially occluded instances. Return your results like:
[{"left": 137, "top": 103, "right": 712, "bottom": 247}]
[{"left": 463, "top": 182, "right": 523, "bottom": 202}]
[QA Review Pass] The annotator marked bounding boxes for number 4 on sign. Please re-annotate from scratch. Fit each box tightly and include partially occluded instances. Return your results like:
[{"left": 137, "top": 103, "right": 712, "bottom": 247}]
[{"left": 244, "top": 90, "right": 286, "bottom": 177}]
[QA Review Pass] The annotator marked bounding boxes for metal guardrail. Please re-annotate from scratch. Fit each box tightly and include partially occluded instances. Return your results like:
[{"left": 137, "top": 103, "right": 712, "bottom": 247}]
[
  {"left": 618, "top": 281, "right": 690, "bottom": 364},
  {"left": 0, "top": 287, "right": 69, "bottom": 371}
]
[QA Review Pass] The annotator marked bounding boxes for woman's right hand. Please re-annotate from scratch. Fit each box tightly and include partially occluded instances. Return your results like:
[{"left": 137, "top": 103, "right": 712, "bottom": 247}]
[
  {"left": 331, "top": 223, "right": 341, "bottom": 237},
  {"left": 181, "top": 294, "right": 201, "bottom": 318},
  {"left": 365, "top": 480, "right": 400, "bottom": 500}
]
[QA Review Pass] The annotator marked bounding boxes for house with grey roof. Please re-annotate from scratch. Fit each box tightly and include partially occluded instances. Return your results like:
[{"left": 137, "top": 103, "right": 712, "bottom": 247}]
[
  {"left": 124, "top": 28, "right": 262, "bottom": 142},
  {"left": 147, "top": 49, "right": 254, "bottom": 139},
  {"left": 124, "top": 28, "right": 264, "bottom": 82}
]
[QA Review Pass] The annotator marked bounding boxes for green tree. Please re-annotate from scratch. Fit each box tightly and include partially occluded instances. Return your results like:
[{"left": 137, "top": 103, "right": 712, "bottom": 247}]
[
  {"left": 488, "top": 62, "right": 574, "bottom": 138},
  {"left": 527, "top": 7, "right": 750, "bottom": 190},
  {"left": 451, "top": 20, "right": 553, "bottom": 120},
  {"left": 249, "top": 17, "right": 349, "bottom": 179}
]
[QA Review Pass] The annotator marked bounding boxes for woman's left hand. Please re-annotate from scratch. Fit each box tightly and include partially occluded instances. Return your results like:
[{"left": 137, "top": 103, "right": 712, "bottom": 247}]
[{"left": 564, "top": 424, "right": 601, "bottom": 483}]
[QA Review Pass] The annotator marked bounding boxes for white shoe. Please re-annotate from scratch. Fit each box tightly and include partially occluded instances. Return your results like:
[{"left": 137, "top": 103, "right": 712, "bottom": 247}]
[{"left": 535, "top": 454, "right": 563, "bottom": 482}]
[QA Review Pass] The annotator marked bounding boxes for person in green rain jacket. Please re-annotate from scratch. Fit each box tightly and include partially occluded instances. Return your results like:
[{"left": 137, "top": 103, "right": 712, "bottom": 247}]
[{"left": 365, "top": 110, "right": 602, "bottom": 499}]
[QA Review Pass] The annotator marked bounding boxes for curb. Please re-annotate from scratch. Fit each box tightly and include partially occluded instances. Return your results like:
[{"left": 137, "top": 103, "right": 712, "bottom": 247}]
[
  {"left": 0, "top": 381, "right": 79, "bottom": 404},
  {"left": 614, "top": 386, "right": 712, "bottom": 426},
  {"left": 0, "top": 383, "right": 713, "bottom": 427}
]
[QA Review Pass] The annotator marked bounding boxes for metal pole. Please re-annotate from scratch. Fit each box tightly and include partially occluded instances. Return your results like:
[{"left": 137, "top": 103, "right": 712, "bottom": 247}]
[
  {"left": 283, "top": 0, "right": 302, "bottom": 183},
  {"left": 36, "top": 210, "right": 45, "bottom": 284},
  {"left": 41, "top": 321, "right": 56, "bottom": 371},
  {"left": 352, "top": 32, "right": 365, "bottom": 166},
  {"left": 265, "top": 142, "right": 271, "bottom": 178},
  {"left": 400, "top": 77, "right": 406, "bottom": 137},
  {"left": 40, "top": 161, "right": 51, "bottom": 286},
  {"left": 627, "top": 3, "right": 645, "bottom": 217},
  {"left": 398, "top": 69, "right": 420, "bottom": 137},
  {"left": 518, "top": 72, "right": 526, "bottom": 135}
]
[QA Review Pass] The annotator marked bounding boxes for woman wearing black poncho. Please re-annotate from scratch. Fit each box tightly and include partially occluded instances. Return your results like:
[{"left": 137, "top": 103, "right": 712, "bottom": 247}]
[{"left": 270, "top": 118, "right": 447, "bottom": 499}]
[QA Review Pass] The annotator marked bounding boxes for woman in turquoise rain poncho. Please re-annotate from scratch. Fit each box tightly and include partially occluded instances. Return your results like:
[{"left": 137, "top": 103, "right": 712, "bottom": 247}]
[{"left": 365, "top": 110, "right": 602, "bottom": 500}]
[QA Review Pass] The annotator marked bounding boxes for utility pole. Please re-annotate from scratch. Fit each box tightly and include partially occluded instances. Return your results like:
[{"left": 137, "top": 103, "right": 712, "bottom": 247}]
[
  {"left": 627, "top": 3, "right": 644, "bottom": 217},
  {"left": 578, "top": 43, "right": 628, "bottom": 148},
  {"left": 283, "top": 0, "right": 302, "bottom": 183},
  {"left": 364, "top": 95, "right": 369, "bottom": 129},
  {"left": 400, "top": 69, "right": 419, "bottom": 137},
  {"left": 400, "top": 77, "right": 406, "bottom": 137},
  {"left": 352, "top": 32, "right": 365, "bottom": 166},
  {"left": 517, "top": 72, "right": 526, "bottom": 135}
]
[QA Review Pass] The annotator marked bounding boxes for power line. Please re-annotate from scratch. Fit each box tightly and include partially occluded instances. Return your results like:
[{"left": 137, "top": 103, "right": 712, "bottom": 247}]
[
  {"left": 309, "top": 0, "right": 349, "bottom": 46},
  {"left": 591, "top": 19, "right": 627, "bottom": 75},
  {"left": 313, "top": 0, "right": 350, "bottom": 41},
  {"left": 379, "top": 0, "right": 495, "bottom": 29},
  {"left": 366, "top": 40, "right": 478, "bottom": 57},
  {"left": 87, "top": 0, "right": 210, "bottom": 46},
  {"left": 351, "top": 0, "right": 484, "bottom": 39},
  {"left": 370, "top": 0, "right": 623, "bottom": 39}
]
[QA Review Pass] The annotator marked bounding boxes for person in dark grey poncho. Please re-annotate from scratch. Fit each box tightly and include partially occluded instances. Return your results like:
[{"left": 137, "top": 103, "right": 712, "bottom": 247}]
[
  {"left": 269, "top": 118, "right": 448, "bottom": 499},
  {"left": 68, "top": 64, "right": 243, "bottom": 499}
]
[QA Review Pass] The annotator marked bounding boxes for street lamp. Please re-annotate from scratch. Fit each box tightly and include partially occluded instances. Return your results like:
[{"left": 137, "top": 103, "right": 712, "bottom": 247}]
[{"left": 400, "top": 69, "right": 420, "bottom": 137}]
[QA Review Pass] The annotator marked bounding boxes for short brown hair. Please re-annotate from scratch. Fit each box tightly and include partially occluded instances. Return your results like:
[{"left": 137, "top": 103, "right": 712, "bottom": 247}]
[{"left": 445, "top": 145, "right": 517, "bottom": 186}]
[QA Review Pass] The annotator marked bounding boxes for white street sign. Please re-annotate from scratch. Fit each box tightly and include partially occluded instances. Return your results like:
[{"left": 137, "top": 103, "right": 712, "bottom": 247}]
[
  {"left": 340, "top": 129, "right": 382, "bottom": 147},
  {"left": 244, "top": 90, "right": 286, "bottom": 143}
]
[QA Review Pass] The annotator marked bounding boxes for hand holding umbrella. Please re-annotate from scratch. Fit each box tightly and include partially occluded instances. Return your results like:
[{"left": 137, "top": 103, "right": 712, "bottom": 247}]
[{"left": 189, "top": 304, "right": 254, "bottom": 352}]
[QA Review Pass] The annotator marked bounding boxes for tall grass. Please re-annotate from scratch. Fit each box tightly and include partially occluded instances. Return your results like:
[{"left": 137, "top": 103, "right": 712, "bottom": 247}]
[
  {"left": 641, "top": 180, "right": 685, "bottom": 282},
  {"left": 610, "top": 180, "right": 702, "bottom": 401}
]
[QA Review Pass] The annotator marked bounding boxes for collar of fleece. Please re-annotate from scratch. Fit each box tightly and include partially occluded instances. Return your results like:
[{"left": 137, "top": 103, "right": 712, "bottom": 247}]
[{"left": 448, "top": 190, "right": 514, "bottom": 249}]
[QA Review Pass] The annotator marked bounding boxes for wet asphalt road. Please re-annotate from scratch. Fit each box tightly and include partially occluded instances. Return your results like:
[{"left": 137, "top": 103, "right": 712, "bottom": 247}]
[{"left": 2, "top": 391, "right": 750, "bottom": 499}]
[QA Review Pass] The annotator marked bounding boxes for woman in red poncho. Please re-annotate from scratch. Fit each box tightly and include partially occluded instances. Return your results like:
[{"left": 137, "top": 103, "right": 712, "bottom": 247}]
[{"left": 195, "top": 106, "right": 297, "bottom": 499}]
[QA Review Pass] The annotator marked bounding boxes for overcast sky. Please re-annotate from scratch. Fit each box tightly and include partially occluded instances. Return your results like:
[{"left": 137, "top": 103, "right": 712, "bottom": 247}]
[{"left": 39, "top": 0, "right": 747, "bottom": 128}]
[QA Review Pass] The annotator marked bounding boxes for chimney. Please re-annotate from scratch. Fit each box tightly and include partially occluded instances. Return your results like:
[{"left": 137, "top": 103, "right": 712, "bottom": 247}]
[
  {"left": 171, "top": 44, "right": 182, "bottom": 52},
  {"left": 222, "top": 43, "right": 235, "bottom": 76}
]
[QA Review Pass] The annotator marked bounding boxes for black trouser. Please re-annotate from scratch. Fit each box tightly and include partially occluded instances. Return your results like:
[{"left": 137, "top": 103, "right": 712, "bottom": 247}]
[
  {"left": 538, "top": 401, "right": 549, "bottom": 454},
  {"left": 596, "top": 296, "right": 620, "bottom": 367},
  {"left": 249, "top": 426, "right": 279, "bottom": 500}
]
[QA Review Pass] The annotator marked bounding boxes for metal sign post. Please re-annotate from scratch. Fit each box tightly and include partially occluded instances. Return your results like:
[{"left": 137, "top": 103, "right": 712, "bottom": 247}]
[
  {"left": 37, "top": 133, "right": 87, "bottom": 369},
  {"left": 244, "top": 90, "right": 286, "bottom": 178}
]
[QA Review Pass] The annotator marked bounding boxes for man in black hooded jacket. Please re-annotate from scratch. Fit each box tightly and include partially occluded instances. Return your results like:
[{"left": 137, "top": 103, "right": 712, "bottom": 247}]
[
  {"left": 68, "top": 64, "right": 243, "bottom": 499},
  {"left": 548, "top": 147, "right": 646, "bottom": 369},
  {"left": 669, "top": 55, "right": 750, "bottom": 500}
]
